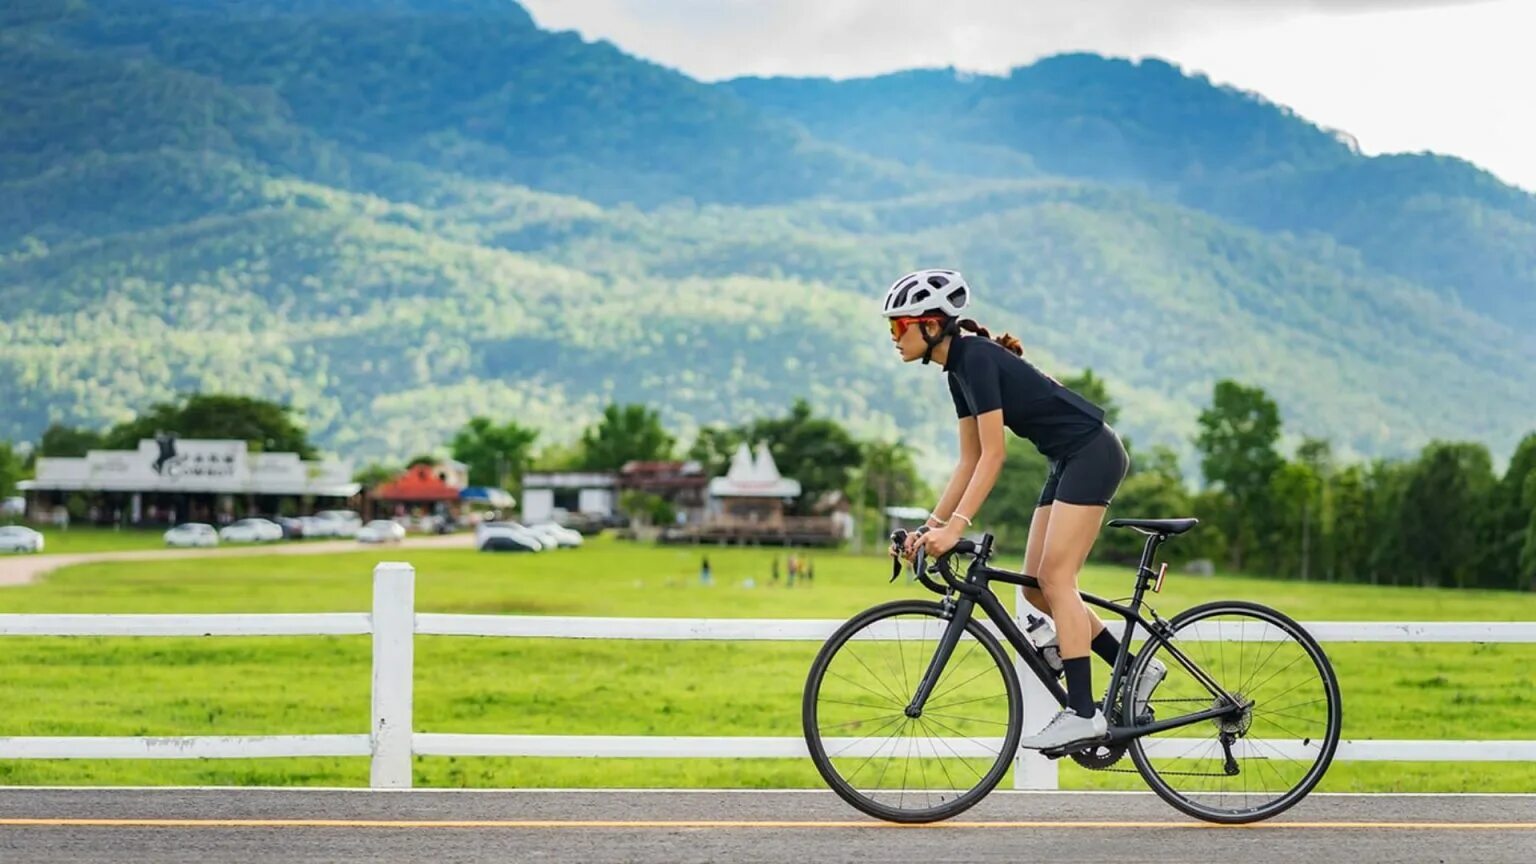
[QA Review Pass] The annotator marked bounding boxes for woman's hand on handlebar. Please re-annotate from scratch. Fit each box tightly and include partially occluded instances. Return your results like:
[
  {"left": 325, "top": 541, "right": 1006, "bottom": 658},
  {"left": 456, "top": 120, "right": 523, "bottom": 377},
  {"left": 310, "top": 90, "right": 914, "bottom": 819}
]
[{"left": 916, "top": 522, "right": 964, "bottom": 559}]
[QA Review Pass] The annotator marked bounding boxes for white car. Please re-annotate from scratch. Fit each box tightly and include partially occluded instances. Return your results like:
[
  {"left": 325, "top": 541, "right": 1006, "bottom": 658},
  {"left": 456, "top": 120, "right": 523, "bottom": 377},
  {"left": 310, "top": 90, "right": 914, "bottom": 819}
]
[
  {"left": 530, "top": 522, "right": 583, "bottom": 548},
  {"left": 164, "top": 523, "right": 219, "bottom": 548},
  {"left": 0, "top": 525, "right": 44, "bottom": 553},
  {"left": 220, "top": 518, "right": 283, "bottom": 543},
  {"left": 313, "top": 510, "right": 362, "bottom": 538},
  {"left": 357, "top": 519, "right": 407, "bottom": 544},
  {"left": 295, "top": 516, "right": 324, "bottom": 538},
  {"left": 476, "top": 521, "right": 549, "bottom": 552}
]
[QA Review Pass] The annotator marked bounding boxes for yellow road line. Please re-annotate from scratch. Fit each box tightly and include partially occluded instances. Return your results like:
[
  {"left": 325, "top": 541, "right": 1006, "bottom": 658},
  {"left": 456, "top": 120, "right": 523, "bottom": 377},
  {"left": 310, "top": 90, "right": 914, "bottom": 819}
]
[{"left": 1, "top": 818, "right": 1534, "bottom": 830}]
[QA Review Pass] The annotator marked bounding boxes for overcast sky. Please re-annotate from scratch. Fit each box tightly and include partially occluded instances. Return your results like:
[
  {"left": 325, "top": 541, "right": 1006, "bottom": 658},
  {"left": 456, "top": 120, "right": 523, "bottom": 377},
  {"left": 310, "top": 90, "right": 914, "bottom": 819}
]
[{"left": 519, "top": 0, "right": 1535, "bottom": 192}]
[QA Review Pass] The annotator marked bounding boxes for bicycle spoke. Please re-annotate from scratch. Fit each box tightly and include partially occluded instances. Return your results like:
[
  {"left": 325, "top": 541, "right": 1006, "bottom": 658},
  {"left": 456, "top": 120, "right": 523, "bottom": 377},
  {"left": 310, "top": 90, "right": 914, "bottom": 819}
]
[
  {"left": 809, "top": 606, "right": 1017, "bottom": 820},
  {"left": 1129, "top": 607, "right": 1338, "bottom": 823}
]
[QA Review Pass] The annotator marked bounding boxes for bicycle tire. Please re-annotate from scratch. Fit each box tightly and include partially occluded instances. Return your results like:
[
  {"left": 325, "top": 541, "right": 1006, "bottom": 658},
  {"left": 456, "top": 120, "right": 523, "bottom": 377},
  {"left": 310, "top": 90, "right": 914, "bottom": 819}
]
[
  {"left": 803, "top": 599, "right": 1023, "bottom": 823},
  {"left": 1127, "top": 600, "right": 1342, "bottom": 823}
]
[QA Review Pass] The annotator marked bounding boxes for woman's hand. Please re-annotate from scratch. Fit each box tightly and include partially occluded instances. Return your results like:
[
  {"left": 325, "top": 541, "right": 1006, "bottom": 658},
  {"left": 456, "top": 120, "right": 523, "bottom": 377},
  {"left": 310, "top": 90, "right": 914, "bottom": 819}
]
[
  {"left": 899, "top": 527, "right": 926, "bottom": 562},
  {"left": 916, "top": 522, "right": 964, "bottom": 559}
]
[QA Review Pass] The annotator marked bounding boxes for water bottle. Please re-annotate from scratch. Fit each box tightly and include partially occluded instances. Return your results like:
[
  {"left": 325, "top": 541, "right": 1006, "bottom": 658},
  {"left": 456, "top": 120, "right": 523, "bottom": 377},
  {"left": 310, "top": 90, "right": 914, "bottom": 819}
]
[{"left": 1025, "top": 614, "right": 1064, "bottom": 676}]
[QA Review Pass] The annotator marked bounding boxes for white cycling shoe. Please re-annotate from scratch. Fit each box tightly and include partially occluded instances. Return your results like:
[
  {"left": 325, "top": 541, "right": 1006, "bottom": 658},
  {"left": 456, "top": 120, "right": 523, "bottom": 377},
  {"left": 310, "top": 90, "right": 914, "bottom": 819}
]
[{"left": 1018, "top": 708, "right": 1108, "bottom": 750}]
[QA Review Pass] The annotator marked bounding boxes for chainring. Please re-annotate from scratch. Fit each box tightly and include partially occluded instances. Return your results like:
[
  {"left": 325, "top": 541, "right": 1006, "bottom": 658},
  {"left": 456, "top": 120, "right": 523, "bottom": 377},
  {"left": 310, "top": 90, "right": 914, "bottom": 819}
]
[{"left": 1068, "top": 740, "right": 1128, "bottom": 770}]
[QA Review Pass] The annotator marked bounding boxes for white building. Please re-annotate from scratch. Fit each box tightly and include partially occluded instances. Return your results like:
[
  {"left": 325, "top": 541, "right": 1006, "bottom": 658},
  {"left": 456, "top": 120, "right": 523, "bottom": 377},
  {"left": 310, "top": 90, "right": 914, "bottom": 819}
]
[{"left": 19, "top": 438, "right": 356, "bottom": 525}]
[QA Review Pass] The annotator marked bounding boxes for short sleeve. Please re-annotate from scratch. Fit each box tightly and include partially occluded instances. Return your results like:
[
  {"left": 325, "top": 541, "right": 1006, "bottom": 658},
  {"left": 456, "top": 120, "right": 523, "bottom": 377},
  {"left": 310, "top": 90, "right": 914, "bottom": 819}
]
[
  {"left": 947, "top": 374, "right": 973, "bottom": 419},
  {"left": 960, "top": 345, "right": 1004, "bottom": 416}
]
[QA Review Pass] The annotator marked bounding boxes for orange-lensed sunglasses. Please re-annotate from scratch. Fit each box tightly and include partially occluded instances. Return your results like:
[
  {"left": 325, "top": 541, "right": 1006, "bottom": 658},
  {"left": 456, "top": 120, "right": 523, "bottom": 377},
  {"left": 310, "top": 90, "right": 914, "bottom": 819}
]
[{"left": 889, "top": 316, "right": 946, "bottom": 339}]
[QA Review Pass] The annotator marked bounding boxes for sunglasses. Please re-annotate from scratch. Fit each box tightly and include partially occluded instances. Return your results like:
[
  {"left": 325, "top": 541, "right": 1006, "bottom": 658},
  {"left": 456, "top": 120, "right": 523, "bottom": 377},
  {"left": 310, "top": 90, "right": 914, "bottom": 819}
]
[{"left": 889, "top": 316, "right": 946, "bottom": 339}]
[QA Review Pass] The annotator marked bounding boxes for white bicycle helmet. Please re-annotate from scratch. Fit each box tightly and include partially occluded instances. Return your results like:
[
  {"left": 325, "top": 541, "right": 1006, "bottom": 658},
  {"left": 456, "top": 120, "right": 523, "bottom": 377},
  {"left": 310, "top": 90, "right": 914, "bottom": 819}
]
[{"left": 880, "top": 269, "right": 971, "bottom": 319}]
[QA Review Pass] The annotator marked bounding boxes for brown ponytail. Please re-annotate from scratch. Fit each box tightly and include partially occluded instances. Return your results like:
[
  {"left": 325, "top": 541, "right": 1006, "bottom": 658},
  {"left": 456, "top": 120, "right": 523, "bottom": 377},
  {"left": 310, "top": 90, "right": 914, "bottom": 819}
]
[{"left": 957, "top": 318, "right": 1024, "bottom": 357}]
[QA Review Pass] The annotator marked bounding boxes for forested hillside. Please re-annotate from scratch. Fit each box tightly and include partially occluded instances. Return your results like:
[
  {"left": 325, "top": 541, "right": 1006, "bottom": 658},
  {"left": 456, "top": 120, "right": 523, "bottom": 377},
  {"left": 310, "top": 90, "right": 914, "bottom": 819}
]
[{"left": 2, "top": 0, "right": 1532, "bottom": 469}]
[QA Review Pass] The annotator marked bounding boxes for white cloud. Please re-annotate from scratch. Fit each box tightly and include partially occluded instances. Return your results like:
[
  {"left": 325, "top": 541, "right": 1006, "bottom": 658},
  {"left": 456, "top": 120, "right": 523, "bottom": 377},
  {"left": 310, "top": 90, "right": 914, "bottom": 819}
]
[{"left": 519, "top": 0, "right": 1535, "bottom": 191}]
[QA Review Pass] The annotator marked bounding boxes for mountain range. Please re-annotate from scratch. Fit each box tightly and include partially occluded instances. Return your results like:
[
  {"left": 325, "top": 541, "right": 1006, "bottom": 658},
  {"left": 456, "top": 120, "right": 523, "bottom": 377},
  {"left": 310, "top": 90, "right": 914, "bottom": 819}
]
[{"left": 2, "top": 0, "right": 1532, "bottom": 473}]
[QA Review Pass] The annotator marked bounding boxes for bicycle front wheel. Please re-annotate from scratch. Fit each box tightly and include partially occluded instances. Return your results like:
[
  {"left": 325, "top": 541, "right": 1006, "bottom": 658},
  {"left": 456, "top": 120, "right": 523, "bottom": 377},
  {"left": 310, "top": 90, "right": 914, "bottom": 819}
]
[
  {"left": 803, "top": 600, "right": 1022, "bottom": 823},
  {"left": 1127, "top": 600, "right": 1342, "bottom": 823}
]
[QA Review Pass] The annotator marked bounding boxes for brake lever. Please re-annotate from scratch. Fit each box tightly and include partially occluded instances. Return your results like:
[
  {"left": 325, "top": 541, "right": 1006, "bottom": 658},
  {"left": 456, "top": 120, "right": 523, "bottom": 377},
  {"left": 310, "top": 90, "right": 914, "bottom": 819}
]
[{"left": 888, "top": 530, "right": 907, "bottom": 582}]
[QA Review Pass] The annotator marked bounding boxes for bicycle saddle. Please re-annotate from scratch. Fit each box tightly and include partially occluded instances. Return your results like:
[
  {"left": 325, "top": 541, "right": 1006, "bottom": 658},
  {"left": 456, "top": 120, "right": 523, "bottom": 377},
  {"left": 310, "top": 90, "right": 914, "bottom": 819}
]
[{"left": 1107, "top": 517, "right": 1199, "bottom": 536}]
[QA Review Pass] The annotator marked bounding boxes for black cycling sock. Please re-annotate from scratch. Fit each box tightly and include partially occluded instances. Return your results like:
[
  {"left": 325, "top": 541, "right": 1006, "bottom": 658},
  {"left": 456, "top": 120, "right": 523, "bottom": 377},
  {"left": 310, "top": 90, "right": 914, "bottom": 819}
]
[
  {"left": 1092, "top": 629, "right": 1133, "bottom": 667},
  {"left": 1063, "top": 657, "right": 1095, "bottom": 718}
]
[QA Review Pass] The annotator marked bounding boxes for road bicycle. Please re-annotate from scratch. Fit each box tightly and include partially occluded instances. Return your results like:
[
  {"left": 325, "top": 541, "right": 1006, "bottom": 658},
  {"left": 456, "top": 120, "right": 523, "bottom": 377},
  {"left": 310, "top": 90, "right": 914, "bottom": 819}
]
[{"left": 802, "top": 518, "right": 1342, "bottom": 824}]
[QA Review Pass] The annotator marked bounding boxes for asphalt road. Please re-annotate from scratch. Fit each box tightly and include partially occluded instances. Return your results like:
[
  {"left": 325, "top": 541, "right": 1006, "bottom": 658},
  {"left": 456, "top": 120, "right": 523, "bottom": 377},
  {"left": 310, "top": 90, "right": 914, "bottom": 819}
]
[{"left": 2, "top": 789, "right": 1533, "bottom": 863}]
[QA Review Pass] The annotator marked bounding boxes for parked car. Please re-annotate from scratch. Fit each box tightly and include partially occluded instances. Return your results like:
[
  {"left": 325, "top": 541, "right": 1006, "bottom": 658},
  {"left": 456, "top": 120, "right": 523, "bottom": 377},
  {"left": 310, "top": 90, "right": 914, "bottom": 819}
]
[
  {"left": 475, "top": 521, "right": 548, "bottom": 552},
  {"left": 1, "top": 496, "right": 25, "bottom": 517},
  {"left": 297, "top": 516, "right": 330, "bottom": 538},
  {"left": 219, "top": 518, "right": 283, "bottom": 543},
  {"left": 276, "top": 516, "right": 307, "bottom": 539},
  {"left": 530, "top": 522, "right": 584, "bottom": 548},
  {"left": 357, "top": 519, "right": 406, "bottom": 544},
  {"left": 313, "top": 510, "right": 362, "bottom": 538},
  {"left": 0, "top": 525, "right": 44, "bottom": 553},
  {"left": 479, "top": 533, "right": 542, "bottom": 553},
  {"left": 164, "top": 523, "right": 220, "bottom": 548}
]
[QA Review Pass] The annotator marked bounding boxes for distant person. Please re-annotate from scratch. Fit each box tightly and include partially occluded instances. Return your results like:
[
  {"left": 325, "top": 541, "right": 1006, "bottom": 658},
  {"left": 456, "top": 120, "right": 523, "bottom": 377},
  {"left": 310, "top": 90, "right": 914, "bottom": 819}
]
[
  {"left": 771, "top": 555, "right": 780, "bottom": 584},
  {"left": 700, "top": 555, "right": 713, "bottom": 586},
  {"left": 787, "top": 552, "right": 800, "bottom": 587},
  {"left": 884, "top": 268, "right": 1146, "bottom": 752},
  {"left": 805, "top": 557, "right": 815, "bottom": 585}
]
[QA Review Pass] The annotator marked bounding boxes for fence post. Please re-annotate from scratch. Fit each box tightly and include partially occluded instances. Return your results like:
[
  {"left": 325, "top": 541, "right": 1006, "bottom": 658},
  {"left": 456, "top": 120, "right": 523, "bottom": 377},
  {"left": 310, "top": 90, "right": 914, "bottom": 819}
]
[
  {"left": 1014, "top": 585, "right": 1059, "bottom": 790},
  {"left": 370, "top": 561, "right": 415, "bottom": 789}
]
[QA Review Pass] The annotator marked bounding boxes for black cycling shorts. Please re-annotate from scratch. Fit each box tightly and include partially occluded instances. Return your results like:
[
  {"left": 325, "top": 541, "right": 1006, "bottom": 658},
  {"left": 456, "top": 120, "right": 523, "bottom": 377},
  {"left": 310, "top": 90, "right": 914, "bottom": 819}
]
[{"left": 1037, "top": 425, "right": 1129, "bottom": 508}]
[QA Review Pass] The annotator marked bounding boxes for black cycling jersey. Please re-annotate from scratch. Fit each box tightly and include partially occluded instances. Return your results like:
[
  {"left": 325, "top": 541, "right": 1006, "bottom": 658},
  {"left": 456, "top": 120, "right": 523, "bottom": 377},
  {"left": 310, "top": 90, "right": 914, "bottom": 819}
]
[{"left": 945, "top": 335, "right": 1107, "bottom": 459}]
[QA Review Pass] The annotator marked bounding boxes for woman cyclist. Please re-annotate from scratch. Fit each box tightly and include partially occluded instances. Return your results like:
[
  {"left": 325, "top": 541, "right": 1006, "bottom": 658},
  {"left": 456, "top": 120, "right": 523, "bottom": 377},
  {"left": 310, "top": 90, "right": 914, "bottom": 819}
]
[{"left": 885, "top": 268, "right": 1165, "bottom": 750}]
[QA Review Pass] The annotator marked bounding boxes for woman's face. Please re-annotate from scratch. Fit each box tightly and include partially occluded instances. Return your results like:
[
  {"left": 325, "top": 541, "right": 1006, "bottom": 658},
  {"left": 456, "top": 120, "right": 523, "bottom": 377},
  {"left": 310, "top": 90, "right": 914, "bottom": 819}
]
[{"left": 890, "top": 317, "right": 944, "bottom": 363}]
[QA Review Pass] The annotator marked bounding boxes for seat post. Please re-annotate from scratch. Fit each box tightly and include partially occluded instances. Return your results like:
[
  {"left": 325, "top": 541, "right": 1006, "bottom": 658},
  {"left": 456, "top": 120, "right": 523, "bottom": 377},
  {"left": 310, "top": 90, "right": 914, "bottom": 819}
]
[{"left": 1135, "top": 532, "right": 1165, "bottom": 584}]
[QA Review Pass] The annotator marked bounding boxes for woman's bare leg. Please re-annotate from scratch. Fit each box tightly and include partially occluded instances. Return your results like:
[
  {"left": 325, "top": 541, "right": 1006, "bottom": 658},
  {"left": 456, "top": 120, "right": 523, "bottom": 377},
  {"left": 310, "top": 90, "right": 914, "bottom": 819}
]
[
  {"left": 1036, "top": 502, "right": 1110, "bottom": 660},
  {"left": 1023, "top": 504, "right": 1106, "bottom": 638},
  {"left": 1020, "top": 505, "right": 1052, "bottom": 614}
]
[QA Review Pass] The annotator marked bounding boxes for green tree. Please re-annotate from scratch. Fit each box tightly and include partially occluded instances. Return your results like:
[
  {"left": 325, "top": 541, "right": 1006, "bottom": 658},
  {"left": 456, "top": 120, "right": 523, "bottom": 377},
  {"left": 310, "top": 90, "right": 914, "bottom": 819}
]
[
  {"left": 1267, "top": 460, "right": 1323, "bottom": 580},
  {"left": 579, "top": 404, "right": 675, "bottom": 471},
  {"left": 103, "top": 394, "right": 316, "bottom": 457},
  {"left": 689, "top": 400, "right": 862, "bottom": 516},
  {"left": 0, "top": 441, "right": 25, "bottom": 498},
  {"left": 38, "top": 424, "right": 104, "bottom": 457},
  {"left": 857, "top": 439, "right": 922, "bottom": 515},
  {"left": 352, "top": 462, "right": 399, "bottom": 489},
  {"left": 687, "top": 426, "right": 747, "bottom": 476},
  {"left": 1364, "top": 459, "right": 1414, "bottom": 586},
  {"left": 1400, "top": 441, "right": 1496, "bottom": 588},
  {"left": 1485, "top": 433, "right": 1536, "bottom": 589},
  {"left": 406, "top": 454, "right": 438, "bottom": 468},
  {"left": 1520, "top": 472, "right": 1536, "bottom": 592},
  {"left": 1195, "top": 380, "right": 1283, "bottom": 570},
  {"left": 1329, "top": 464, "right": 1372, "bottom": 583},
  {"left": 450, "top": 417, "right": 540, "bottom": 489}
]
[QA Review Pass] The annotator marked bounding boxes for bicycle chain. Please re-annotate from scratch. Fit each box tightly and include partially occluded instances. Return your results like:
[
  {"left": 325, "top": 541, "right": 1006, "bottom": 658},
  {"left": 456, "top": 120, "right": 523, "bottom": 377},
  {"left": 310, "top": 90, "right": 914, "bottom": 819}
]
[{"left": 1075, "top": 698, "right": 1243, "bottom": 777}]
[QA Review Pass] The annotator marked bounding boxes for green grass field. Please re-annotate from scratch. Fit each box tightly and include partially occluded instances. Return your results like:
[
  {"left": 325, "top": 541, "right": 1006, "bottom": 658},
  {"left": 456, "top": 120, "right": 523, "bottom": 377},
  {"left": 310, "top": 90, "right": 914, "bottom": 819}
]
[{"left": 2, "top": 536, "right": 1534, "bottom": 790}]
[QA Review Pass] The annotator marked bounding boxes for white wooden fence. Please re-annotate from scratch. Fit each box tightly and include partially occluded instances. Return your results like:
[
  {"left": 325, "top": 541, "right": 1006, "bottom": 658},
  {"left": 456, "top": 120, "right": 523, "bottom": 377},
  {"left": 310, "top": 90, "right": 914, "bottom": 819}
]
[{"left": 2, "top": 561, "right": 1534, "bottom": 790}]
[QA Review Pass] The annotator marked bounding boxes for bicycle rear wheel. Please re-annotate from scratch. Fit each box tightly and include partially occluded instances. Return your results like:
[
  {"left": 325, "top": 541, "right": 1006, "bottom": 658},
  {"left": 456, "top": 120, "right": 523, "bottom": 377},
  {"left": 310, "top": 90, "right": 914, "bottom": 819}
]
[
  {"left": 803, "top": 600, "right": 1022, "bottom": 823},
  {"left": 1127, "top": 600, "right": 1342, "bottom": 823}
]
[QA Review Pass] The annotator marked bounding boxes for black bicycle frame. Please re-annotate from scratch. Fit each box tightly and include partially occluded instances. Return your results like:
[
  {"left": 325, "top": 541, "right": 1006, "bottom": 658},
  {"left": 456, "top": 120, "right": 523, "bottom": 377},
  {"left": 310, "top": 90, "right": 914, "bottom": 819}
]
[{"left": 905, "top": 532, "right": 1244, "bottom": 739}]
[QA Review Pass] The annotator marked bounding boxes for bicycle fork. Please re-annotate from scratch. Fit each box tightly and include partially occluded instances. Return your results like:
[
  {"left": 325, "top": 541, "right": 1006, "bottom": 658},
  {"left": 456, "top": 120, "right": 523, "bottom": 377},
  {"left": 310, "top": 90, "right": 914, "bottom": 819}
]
[{"left": 903, "top": 596, "right": 975, "bottom": 717}]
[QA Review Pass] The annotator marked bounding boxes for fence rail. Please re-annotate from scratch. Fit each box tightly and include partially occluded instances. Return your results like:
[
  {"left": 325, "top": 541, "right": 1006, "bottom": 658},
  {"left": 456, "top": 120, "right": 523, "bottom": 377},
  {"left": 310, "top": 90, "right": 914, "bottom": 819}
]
[{"left": 2, "top": 562, "right": 1535, "bottom": 789}]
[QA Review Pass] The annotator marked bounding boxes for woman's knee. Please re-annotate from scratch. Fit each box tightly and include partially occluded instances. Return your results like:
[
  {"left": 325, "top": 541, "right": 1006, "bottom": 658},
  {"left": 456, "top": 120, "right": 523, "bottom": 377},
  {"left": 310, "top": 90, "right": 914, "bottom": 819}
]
[{"left": 1022, "top": 586, "right": 1049, "bottom": 612}]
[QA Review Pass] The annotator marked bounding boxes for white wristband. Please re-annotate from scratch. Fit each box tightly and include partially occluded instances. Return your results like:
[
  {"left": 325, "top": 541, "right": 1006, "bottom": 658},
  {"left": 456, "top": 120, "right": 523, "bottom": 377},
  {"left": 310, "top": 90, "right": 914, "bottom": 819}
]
[{"left": 953, "top": 512, "right": 973, "bottom": 527}]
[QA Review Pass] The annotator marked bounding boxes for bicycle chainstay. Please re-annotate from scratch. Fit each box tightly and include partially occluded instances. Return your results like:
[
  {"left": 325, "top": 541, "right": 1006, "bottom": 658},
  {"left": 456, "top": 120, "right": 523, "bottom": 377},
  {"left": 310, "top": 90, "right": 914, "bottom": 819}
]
[{"left": 1063, "top": 697, "right": 1246, "bottom": 776}]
